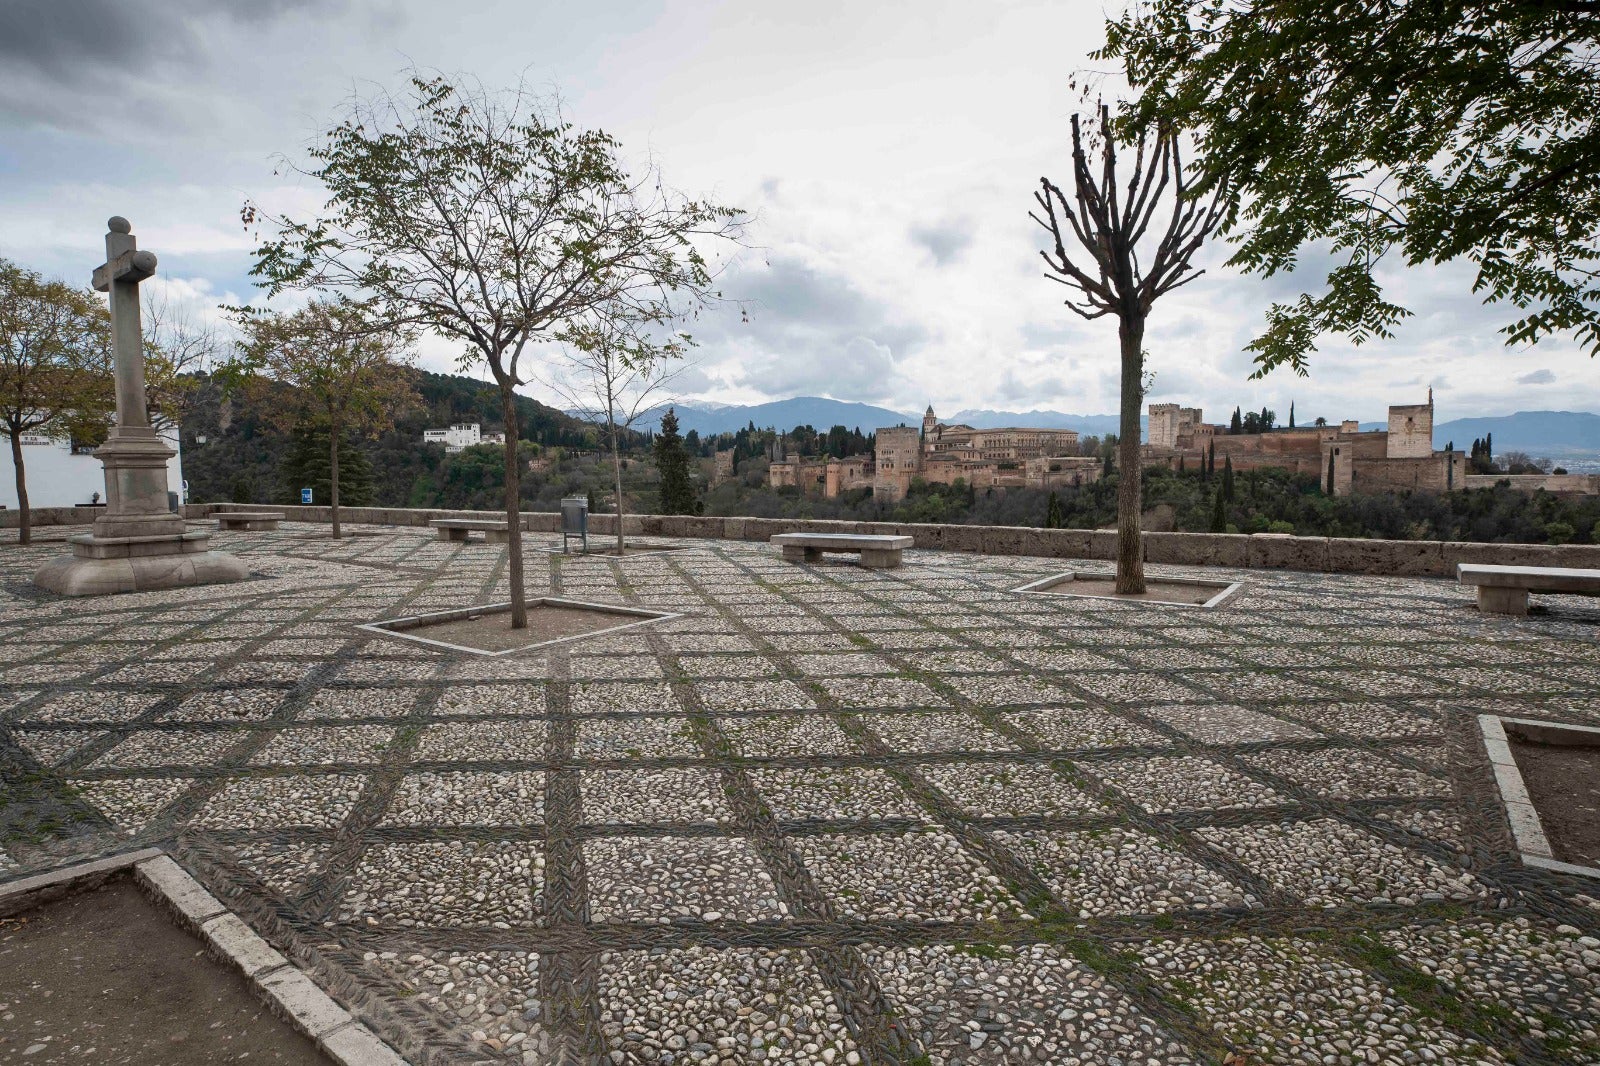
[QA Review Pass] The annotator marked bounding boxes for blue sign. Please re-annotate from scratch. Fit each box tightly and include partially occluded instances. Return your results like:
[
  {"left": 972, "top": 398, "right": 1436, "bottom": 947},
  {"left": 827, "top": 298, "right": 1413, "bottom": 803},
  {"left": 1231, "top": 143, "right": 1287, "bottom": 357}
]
[{"left": 300, "top": 488, "right": 313, "bottom": 504}]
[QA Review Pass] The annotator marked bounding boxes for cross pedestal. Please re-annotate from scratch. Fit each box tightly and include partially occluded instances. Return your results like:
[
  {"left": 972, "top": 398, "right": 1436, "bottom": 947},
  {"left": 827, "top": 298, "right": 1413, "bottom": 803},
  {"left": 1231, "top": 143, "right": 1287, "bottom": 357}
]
[{"left": 33, "top": 217, "right": 248, "bottom": 597}]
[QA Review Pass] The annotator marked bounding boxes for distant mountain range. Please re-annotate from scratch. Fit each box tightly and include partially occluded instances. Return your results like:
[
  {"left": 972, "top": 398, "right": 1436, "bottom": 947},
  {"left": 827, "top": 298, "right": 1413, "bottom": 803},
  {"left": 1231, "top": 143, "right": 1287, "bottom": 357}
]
[{"left": 629, "top": 396, "right": 1600, "bottom": 462}]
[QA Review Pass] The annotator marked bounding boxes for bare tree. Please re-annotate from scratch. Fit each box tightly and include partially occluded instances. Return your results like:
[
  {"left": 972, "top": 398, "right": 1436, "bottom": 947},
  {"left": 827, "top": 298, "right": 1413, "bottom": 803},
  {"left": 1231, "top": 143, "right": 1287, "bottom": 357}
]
[
  {"left": 244, "top": 73, "right": 744, "bottom": 628},
  {"left": 544, "top": 312, "right": 692, "bottom": 554},
  {"left": 1032, "top": 103, "right": 1231, "bottom": 593},
  {"left": 142, "top": 290, "right": 224, "bottom": 432}
]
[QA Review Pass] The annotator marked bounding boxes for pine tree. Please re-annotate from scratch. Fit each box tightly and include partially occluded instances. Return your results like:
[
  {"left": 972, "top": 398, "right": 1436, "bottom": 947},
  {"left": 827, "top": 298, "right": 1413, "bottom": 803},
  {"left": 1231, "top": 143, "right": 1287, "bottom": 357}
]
[
  {"left": 1210, "top": 488, "right": 1227, "bottom": 532},
  {"left": 655, "top": 407, "right": 697, "bottom": 515},
  {"left": 1044, "top": 491, "right": 1063, "bottom": 529},
  {"left": 278, "top": 423, "right": 374, "bottom": 506},
  {"left": 1222, "top": 455, "right": 1235, "bottom": 501}
]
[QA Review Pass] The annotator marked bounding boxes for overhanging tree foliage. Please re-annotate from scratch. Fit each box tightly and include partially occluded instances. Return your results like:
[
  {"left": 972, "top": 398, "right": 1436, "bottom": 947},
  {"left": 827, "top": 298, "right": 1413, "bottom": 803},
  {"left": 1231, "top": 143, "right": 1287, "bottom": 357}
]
[
  {"left": 1103, "top": 0, "right": 1600, "bottom": 376},
  {"left": 227, "top": 300, "right": 415, "bottom": 539},
  {"left": 243, "top": 73, "right": 743, "bottom": 627},
  {"left": 0, "top": 258, "right": 113, "bottom": 544},
  {"left": 1032, "top": 103, "right": 1231, "bottom": 593}
]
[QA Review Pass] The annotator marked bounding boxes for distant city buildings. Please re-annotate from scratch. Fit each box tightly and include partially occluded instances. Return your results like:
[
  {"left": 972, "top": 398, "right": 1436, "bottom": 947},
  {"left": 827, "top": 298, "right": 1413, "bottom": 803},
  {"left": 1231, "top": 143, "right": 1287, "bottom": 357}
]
[
  {"left": 768, "top": 405, "right": 1102, "bottom": 502},
  {"left": 422, "top": 423, "right": 505, "bottom": 453}
]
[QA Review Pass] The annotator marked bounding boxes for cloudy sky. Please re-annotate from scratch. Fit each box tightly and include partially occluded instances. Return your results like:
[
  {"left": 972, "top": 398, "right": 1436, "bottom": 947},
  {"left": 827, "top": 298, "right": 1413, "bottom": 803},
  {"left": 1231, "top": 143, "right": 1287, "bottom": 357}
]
[{"left": 1, "top": 0, "right": 1591, "bottom": 423}]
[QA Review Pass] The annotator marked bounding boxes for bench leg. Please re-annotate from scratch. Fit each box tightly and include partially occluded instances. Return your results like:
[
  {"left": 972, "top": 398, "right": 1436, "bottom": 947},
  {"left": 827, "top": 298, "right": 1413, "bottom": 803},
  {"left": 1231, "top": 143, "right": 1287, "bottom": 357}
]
[
  {"left": 486, "top": 528, "right": 512, "bottom": 543},
  {"left": 1477, "top": 585, "right": 1529, "bottom": 616},
  {"left": 782, "top": 545, "right": 824, "bottom": 563},
  {"left": 438, "top": 528, "right": 467, "bottom": 542},
  {"left": 859, "top": 548, "right": 900, "bottom": 569}
]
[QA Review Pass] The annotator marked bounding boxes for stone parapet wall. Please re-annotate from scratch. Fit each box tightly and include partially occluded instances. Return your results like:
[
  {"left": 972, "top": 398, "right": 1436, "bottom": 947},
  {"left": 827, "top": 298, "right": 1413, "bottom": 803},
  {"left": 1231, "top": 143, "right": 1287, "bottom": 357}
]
[
  {"left": 0, "top": 505, "right": 112, "bottom": 530},
  {"left": 172, "top": 503, "right": 1600, "bottom": 578}
]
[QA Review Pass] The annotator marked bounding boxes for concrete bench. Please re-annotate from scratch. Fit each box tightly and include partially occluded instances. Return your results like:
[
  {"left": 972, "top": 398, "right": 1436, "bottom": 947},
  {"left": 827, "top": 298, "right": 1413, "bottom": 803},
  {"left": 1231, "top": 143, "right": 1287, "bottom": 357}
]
[
  {"left": 772, "top": 532, "right": 913, "bottom": 569},
  {"left": 1458, "top": 563, "right": 1600, "bottom": 615},
  {"left": 215, "top": 512, "right": 285, "bottom": 531},
  {"left": 430, "top": 518, "right": 514, "bottom": 543}
]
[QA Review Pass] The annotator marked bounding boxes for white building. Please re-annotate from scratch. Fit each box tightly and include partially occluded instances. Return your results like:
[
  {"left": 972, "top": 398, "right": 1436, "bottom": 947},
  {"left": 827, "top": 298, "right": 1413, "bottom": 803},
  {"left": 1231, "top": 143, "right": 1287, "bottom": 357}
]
[
  {"left": 1, "top": 427, "right": 186, "bottom": 511},
  {"left": 422, "top": 423, "right": 505, "bottom": 453}
]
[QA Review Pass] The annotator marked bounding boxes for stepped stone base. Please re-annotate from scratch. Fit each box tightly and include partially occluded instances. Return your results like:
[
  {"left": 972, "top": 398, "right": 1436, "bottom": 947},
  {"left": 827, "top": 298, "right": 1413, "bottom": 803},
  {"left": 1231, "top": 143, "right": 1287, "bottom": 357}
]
[{"left": 33, "top": 530, "right": 250, "bottom": 597}]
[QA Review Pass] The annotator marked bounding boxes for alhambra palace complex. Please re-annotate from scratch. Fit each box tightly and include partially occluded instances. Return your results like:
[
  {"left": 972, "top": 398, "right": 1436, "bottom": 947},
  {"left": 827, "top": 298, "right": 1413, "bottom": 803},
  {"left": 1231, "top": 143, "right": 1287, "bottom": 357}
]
[{"left": 768, "top": 392, "right": 1596, "bottom": 501}]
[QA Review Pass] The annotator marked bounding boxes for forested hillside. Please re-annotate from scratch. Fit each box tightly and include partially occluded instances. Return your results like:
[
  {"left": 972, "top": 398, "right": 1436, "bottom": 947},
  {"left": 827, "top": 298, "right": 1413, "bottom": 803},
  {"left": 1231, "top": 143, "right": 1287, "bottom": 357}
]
[{"left": 180, "top": 368, "right": 628, "bottom": 508}]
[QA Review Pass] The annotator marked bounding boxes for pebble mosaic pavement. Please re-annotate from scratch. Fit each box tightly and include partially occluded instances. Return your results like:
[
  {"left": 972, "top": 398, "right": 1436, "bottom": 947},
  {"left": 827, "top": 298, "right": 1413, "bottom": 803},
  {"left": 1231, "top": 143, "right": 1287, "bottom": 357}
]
[{"left": 2, "top": 523, "right": 1599, "bottom": 1065}]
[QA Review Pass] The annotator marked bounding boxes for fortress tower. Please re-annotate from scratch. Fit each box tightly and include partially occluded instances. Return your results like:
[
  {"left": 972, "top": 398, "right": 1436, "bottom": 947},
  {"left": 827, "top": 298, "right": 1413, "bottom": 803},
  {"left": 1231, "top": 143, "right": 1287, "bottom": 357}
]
[{"left": 922, "top": 405, "right": 938, "bottom": 454}]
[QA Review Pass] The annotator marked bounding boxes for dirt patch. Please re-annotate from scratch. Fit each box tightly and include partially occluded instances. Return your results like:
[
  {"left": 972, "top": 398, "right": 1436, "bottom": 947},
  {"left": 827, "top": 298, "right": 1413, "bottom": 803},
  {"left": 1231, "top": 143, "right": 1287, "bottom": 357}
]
[
  {"left": 1510, "top": 738, "right": 1600, "bottom": 868},
  {"left": 1033, "top": 575, "right": 1229, "bottom": 606},
  {"left": 0, "top": 878, "right": 326, "bottom": 1064},
  {"left": 400, "top": 604, "right": 644, "bottom": 651}
]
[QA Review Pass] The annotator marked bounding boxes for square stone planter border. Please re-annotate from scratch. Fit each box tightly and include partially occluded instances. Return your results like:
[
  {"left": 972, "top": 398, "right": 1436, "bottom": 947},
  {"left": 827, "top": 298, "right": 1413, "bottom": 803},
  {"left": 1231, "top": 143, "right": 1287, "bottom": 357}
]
[
  {"left": 1479, "top": 713, "right": 1600, "bottom": 880},
  {"left": 1012, "top": 570, "right": 1246, "bottom": 609},
  {"left": 357, "top": 596, "right": 683, "bottom": 657},
  {"left": 0, "top": 849, "right": 406, "bottom": 1065}
]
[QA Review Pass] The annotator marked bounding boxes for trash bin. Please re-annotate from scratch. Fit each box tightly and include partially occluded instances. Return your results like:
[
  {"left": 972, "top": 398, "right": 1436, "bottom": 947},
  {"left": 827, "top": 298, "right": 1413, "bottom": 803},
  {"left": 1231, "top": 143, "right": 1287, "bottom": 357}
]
[{"left": 560, "top": 496, "right": 589, "bottom": 553}]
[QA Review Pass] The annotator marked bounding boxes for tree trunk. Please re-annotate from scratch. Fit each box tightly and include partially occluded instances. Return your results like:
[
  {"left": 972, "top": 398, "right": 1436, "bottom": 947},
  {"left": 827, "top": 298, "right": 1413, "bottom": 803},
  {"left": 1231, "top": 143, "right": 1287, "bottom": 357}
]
[
  {"left": 500, "top": 387, "right": 527, "bottom": 628},
  {"left": 329, "top": 424, "right": 342, "bottom": 540},
  {"left": 1115, "top": 315, "right": 1146, "bottom": 594},
  {"left": 609, "top": 417, "right": 625, "bottom": 556},
  {"left": 9, "top": 431, "right": 28, "bottom": 546}
]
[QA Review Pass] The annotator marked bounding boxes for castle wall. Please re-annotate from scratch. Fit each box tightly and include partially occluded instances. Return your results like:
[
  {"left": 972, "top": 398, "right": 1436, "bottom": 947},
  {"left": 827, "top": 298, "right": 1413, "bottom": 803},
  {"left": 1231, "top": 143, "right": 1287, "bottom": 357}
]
[{"left": 1386, "top": 403, "right": 1434, "bottom": 459}]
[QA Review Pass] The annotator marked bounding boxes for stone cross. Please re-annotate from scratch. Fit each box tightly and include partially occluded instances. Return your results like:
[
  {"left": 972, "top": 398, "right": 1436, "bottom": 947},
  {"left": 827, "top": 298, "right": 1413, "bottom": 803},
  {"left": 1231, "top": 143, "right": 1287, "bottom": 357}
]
[{"left": 92, "top": 216, "right": 158, "bottom": 431}]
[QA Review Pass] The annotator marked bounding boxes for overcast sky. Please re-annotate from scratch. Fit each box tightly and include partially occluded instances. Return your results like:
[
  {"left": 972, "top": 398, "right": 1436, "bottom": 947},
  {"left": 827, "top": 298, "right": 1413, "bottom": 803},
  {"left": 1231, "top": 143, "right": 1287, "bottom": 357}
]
[{"left": 1, "top": 0, "right": 1591, "bottom": 423}]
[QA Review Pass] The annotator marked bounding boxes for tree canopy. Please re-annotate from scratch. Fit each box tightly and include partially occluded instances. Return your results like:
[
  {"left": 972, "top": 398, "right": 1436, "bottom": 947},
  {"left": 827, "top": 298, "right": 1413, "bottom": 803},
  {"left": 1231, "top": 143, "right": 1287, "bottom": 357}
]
[{"left": 1103, "top": 0, "right": 1600, "bottom": 376}]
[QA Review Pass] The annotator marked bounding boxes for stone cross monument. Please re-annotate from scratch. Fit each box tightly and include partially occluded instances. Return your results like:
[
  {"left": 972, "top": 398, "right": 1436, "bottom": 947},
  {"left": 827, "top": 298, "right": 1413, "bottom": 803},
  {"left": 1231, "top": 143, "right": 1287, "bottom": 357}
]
[{"left": 34, "top": 217, "right": 248, "bottom": 596}]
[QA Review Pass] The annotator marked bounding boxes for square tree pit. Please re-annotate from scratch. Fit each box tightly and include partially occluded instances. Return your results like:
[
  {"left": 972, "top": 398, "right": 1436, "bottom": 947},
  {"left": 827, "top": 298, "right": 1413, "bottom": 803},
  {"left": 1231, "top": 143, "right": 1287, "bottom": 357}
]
[{"left": 358, "top": 597, "right": 681, "bottom": 656}]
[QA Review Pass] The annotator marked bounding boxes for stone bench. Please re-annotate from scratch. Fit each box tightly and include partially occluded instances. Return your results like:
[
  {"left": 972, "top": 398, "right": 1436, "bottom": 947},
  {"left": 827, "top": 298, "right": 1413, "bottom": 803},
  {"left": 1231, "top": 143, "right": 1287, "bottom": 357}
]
[
  {"left": 430, "top": 518, "right": 514, "bottom": 543},
  {"left": 1458, "top": 562, "right": 1600, "bottom": 615},
  {"left": 772, "top": 532, "right": 913, "bottom": 569},
  {"left": 215, "top": 512, "right": 285, "bottom": 532}
]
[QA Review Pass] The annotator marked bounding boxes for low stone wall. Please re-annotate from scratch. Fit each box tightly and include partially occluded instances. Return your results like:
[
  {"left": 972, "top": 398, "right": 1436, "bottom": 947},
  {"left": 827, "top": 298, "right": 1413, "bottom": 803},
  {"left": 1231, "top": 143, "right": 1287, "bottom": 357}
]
[
  {"left": 177, "top": 502, "right": 1600, "bottom": 579},
  {"left": 0, "top": 505, "right": 110, "bottom": 530}
]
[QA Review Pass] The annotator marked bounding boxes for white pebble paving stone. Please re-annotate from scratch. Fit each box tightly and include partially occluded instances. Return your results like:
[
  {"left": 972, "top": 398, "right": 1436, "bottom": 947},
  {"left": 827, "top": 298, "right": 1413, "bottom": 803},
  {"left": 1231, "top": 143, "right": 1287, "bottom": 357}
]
[
  {"left": 993, "top": 828, "right": 1253, "bottom": 917},
  {"left": 382, "top": 770, "right": 545, "bottom": 825},
  {"left": 916, "top": 761, "right": 1107, "bottom": 818},
  {"left": 1195, "top": 817, "right": 1484, "bottom": 907},
  {"left": 247, "top": 723, "right": 397, "bottom": 765},
  {"left": 1240, "top": 747, "right": 1447, "bottom": 801},
  {"left": 1378, "top": 917, "right": 1600, "bottom": 1054},
  {"left": 1084, "top": 755, "right": 1290, "bottom": 813},
  {"left": 581, "top": 767, "right": 732, "bottom": 825},
  {"left": 415, "top": 719, "right": 549, "bottom": 762},
  {"left": 582, "top": 836, "right": 787, "bottom": 923},
  {"left": 1136, "top": 935, "right": 1504, "bottom": 1065},
  {"left": 430, "top": 682, "right": 546, "bottom": 717},
  {"left": 677, "top": 654, "right": 780, "bottom": 679},
  {"left": 864, "top": 712, "right": 1019, "bottom": 754},
  {"left": 571, "top": 654, "right": 666, "bottom": 680},
  {"left": 1268, "top": 701, "right": 1441, "bottom": 739},
  {"left": 816, "top": 676, "right": 948, "bottom": 709},
  {"left": 14, "top": 729, "right": 106, "bottom": 766},
  {"left": 300, "top": 686, "right": 424, "bottom": 720},
  {"left": 716, "top": 715, "right": 859, "bottom": 757},
  {"left": 574, "top": 716, "right": 701, "bottom": 759},
  {"left": 864, "top": 943, "right": 1198, "bottom": 1065},
  {"left": 86, "top": 728, "right": 244, "bottom": 769},
  {"left": 1132, "top": 704, "right": 1318, "bottom": 745},
  {"left": 228, "top": 841, "right": 331, "bottom": 898},
  {"left": 73, "top": 776, "right": 191, "bottom": 832},
  {"left": 789, "top": 653, "right": 902, "bottom": 677},
  {"left": 18, "top": 690, "right": 163, "bottom": 724},
  {"left": 377, "top": 950, "right": 546, "bottom": 1057},
  {"left": 163, "top": 687, "right": 288, "bottom": 723},
  {"left": 194, "top": 773, "right": 365, "bottom": 830},
  {"left": 748, "top": 766, "right": 925, "bottom": 821},
  {"left": 941, "top": 674, "right": 1077, "bottom": 707},
  {"left": 792, "top": 829, "right": 1027, "bottom": 922},
  {"left": 1069, "top": 673, "right": 1209, "bottom": 704},
  {"left": 570, "top": 683, "right": 683, "bottom": 716},
  {"left": 338, "top": 841, "right": 544, "bottom": 927},
  {"left": 596, "top": 946, "right": 857, "bottom": 1065},
  {"left": 1000, "top": 708, "right": 1168, "bottom": 750},
  {"left": 692, "top": 680, "right": 817, "bottom": 713}
]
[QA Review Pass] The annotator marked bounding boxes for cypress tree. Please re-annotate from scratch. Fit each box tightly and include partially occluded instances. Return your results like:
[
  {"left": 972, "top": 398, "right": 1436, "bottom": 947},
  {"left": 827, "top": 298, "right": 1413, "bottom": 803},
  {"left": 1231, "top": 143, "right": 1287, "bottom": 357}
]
[
  {"left": 1289, "top": 402, "right": 1295, "bottom": 428},
  {"left": 1210, "top": 488, "right": 1227, "bottom": 532},
  {"left": 1326, "top": 450, "right": 1336, "bottom": 493},
  {"left": 1178, "top": 454, "right": 1187, "bottom": 474},
  {"left": 1230, "top": 406, "right": 1242, "bottom": 434},
  {"left": 655, "top": 407, "right": 697, "bottom": 515},
  {"left": 1044, "top": 491, "right": 1063, "bottom": 529},
  {"left": 1223, "top": 455, "right": 1235, "bottom": 501},
  {"left": 1207, "top": 439, "right": 1216, "bottom": 474}
]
